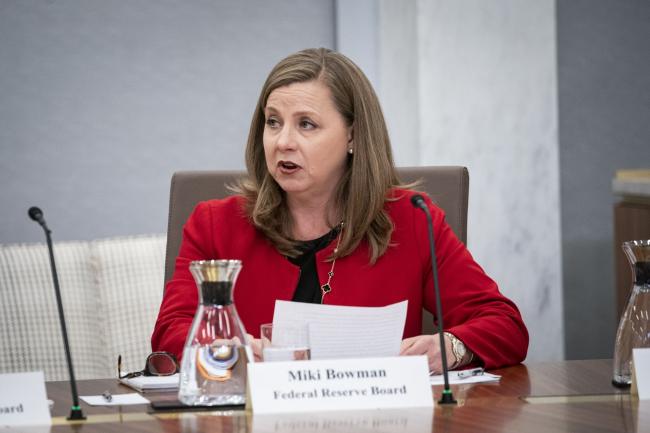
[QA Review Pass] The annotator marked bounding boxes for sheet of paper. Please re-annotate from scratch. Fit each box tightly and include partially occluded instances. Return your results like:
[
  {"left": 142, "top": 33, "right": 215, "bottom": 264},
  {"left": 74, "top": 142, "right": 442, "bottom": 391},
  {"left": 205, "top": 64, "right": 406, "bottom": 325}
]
[
  {"left": 429, "top": 371, "right": 501, "bottom": 385},
  {"left": 272, "top": 300, "right": 407, "bottom": 360},
  {"left": 633, "top": 348, "right": 650, "bottom": 400},
  {"left": 80, "top": 393, "right": 150, "bottom": 406}
]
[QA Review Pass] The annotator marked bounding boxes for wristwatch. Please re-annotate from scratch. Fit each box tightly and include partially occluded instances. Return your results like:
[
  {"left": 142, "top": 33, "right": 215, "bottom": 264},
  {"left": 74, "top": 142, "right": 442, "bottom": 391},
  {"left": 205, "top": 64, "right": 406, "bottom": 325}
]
[{"left": 444, "top": 332, "right": 466, "bottom": 369}]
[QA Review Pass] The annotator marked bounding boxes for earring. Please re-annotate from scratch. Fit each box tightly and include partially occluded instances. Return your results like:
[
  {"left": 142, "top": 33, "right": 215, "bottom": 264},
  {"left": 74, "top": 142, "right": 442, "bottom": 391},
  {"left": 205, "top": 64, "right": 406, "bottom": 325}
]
[{"left": 348, "top": 148, "right": 353, "bottom": 155}]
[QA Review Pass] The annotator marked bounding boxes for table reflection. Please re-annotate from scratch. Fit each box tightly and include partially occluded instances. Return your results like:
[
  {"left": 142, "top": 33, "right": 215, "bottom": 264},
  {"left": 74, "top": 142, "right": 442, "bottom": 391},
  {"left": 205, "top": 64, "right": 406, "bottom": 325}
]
[
  {"left": 251, "top": 408, "right": 433, "bottom": 433},
  {"left": 155, "top": 408, "right": 433, "bottom": 433}
]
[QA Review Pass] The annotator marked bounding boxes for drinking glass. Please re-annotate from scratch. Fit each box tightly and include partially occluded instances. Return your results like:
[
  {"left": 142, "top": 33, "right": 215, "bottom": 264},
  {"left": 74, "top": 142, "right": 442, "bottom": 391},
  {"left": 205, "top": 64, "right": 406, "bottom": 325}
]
[
  {"left": 260, "top": 323, "right": 310, "bottom": 362},
  {"left": 613, "top": 240, "right": 650, "bottom": 387}
]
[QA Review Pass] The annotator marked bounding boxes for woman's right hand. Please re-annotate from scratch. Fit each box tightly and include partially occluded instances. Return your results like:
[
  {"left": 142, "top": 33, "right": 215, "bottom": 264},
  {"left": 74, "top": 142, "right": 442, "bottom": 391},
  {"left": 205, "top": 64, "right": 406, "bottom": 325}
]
[{"left": 247, "top": 334, "right": 263, "bottom": 361}]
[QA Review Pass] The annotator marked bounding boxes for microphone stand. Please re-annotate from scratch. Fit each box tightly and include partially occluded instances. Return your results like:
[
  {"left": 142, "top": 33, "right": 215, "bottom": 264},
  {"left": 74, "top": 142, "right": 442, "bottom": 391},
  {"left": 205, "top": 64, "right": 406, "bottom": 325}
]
[
  {"left": 411, "top": 196, "right": 457, "bottom": 405},
  {"left": 30, "top": 208, "right": 85, "bottom": 420}
]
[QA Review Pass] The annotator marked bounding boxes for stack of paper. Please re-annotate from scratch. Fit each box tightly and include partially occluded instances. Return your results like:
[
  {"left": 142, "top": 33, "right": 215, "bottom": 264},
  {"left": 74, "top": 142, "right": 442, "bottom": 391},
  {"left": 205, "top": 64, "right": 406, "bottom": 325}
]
[{"left": 119, "top": 373, "right": 179, "bottom": 393}]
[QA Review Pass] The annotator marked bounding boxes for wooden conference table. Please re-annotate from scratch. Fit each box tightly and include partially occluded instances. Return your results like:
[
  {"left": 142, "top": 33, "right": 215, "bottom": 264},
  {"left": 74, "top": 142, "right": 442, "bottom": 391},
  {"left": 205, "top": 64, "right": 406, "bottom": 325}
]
[{"left": 46, "top": 359, "right": 649, "bottom": 433}]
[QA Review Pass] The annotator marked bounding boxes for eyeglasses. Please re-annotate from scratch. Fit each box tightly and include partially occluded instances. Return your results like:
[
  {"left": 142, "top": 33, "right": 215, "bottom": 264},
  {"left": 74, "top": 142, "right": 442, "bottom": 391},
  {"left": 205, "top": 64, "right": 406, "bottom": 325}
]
[{"left": 118, "top": 352, "right": 179, "bottom": 379}]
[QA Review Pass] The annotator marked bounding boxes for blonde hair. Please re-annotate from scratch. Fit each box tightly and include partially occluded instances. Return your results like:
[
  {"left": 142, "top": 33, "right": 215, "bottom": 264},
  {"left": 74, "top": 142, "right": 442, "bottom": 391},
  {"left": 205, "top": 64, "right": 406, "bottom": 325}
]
[{"left": 236, "top": 48, "right": 402, "bottom": 264}]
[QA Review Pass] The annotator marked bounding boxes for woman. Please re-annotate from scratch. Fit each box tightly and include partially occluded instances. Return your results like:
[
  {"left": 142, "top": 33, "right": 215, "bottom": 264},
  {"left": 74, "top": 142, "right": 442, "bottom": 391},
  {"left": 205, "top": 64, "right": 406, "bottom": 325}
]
[{"left": 152, "top": 48, "right": 528, "bottom": 372}]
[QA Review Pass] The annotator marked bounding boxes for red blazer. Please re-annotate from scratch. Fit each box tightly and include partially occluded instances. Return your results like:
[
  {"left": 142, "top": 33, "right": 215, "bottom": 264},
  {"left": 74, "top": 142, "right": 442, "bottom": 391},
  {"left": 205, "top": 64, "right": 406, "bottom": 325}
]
[{"left": 152, "top": 189, "right": 528, "bottom": 369}]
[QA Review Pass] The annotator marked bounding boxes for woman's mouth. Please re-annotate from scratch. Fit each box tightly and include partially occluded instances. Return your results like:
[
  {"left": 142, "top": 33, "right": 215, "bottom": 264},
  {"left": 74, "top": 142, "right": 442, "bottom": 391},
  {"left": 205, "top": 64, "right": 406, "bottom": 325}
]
[{"left": 278, "top": 161, "right": 301, "bottom": 174}]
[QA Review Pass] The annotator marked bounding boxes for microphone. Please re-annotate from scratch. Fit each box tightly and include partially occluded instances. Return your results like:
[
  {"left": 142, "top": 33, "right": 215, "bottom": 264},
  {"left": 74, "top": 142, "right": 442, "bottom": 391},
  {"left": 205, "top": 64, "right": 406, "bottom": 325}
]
[
  {"left": 411, "top": 194, "right": 457, "bottom": 405},
  {"left": 28, "top": 207, "right": 85, "bottom": 420},
  {"left": 28, "top": 206, "right": 49, "bottom": 232}
]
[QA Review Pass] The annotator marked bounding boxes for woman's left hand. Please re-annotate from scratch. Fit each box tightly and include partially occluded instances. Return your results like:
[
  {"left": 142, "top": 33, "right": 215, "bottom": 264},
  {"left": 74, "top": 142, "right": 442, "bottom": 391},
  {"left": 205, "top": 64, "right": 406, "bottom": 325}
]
[{"left": 399, "top": 334, "right": 455, "bottom": 374}]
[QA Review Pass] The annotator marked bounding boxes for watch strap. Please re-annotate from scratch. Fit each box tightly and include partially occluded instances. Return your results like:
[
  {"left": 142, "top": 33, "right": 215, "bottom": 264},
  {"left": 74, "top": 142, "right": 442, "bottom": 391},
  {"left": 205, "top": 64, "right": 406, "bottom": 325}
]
[{"left": 444, "top": 332, "right": 466, "bottom": 370}]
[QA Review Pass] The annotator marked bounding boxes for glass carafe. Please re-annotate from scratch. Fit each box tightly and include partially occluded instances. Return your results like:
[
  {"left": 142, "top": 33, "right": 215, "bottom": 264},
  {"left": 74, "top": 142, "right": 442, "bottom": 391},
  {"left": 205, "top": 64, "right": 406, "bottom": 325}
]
[
  {"left": 612, "top": 240, "right": 650, "bottom": 387},
  {"left": 178, "top": 259, "right": 252, "bottom": 405}
]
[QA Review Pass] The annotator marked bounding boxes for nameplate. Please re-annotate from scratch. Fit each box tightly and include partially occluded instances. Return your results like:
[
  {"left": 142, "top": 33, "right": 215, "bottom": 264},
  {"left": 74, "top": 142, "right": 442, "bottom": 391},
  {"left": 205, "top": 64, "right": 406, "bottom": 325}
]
[
  {"left": 247, "top": 356, "right": 433, "bottom": 414},
  {"left": 0, "top": 372, "right": 51, "bottom": 427},
  {"left": 632, "top": 348, "right": 650, "bottom": 400}
]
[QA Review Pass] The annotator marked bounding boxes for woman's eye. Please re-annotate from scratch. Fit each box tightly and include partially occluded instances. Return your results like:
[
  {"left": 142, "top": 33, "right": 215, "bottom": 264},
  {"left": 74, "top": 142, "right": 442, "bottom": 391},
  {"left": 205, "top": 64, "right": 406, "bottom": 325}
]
[
  {"left": 265, "top": 117, "right": 280, "bottom": 128},
  {"left": 299, "top": 119, "right": 316, "bottom": 129}
]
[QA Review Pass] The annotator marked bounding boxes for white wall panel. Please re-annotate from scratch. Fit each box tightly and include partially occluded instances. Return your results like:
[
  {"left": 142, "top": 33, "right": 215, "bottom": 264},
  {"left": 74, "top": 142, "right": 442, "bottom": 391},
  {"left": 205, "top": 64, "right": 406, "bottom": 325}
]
[{"left": 375, "top": 0, "right": 563, "bottom": 361}]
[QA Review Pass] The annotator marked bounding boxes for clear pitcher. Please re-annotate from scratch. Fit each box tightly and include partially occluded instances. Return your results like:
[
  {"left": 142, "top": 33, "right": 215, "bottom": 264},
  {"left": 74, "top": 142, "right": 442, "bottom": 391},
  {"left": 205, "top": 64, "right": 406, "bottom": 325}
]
[
  {"left": 178, "top": 260, "right": 252, "bottom": 405},
  {"left": 612, "top": 240, "right": 650, "bottom": 387}
]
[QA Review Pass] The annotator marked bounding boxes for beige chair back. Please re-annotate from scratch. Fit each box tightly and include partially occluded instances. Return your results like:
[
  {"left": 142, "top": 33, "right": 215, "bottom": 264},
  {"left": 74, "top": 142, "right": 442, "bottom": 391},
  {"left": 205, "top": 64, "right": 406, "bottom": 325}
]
[{"left": 163, "top": 167, "right": 469, "bottom": 334}]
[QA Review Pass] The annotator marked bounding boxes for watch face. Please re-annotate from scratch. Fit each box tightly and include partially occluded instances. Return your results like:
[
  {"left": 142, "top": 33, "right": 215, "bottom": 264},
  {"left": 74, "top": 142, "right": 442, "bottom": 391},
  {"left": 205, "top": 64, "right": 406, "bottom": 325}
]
[{"left": 449, "top": 334, "right": 466, "bottom": 359}]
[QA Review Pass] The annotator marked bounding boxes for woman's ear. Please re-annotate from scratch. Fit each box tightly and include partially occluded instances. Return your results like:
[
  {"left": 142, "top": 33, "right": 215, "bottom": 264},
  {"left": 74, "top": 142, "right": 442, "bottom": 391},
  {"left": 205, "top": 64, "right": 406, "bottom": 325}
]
[
  {"left": 347, "top": 124, "right": 354, "bottom": 144},
  {"left": 347, "top": 126, "right": 354, "bottom": 154}
]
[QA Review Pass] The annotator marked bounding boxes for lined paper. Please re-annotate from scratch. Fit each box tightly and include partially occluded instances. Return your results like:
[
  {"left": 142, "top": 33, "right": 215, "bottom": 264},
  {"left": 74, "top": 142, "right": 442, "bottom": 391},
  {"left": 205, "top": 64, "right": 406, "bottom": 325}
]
[{"left": 272, "top": 300, "right": 407, "bottom": 360}]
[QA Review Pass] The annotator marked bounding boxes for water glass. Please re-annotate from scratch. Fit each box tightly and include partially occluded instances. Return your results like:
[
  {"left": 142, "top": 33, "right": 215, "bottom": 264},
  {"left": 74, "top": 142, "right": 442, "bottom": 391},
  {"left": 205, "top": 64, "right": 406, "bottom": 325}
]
[{"left": 260, "top": 323, "right": 310, "bottom": 362}]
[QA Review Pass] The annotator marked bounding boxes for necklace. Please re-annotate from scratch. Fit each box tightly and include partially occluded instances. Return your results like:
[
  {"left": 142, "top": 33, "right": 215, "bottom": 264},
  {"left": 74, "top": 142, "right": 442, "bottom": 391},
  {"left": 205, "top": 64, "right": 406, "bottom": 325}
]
[{"left": 320, "top": 222, "right": 344, "bottom": 304}]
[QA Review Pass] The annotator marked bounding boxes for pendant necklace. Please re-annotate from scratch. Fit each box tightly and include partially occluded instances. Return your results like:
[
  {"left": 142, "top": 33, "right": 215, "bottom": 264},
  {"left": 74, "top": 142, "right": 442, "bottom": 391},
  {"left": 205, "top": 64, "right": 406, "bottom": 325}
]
[{"left": 320, "top": 222, "right": 344, "bottom": 304}]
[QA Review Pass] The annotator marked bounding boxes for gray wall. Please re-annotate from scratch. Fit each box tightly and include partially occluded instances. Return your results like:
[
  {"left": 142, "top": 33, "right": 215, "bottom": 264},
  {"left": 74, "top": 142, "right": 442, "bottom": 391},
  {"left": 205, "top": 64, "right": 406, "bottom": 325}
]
[
  {"left": 558, "top": 0, "right": 650, "bottom": 359},
  {"left": 0, "top": 0, "right": 334, "bottom": 243},
  {"left": 335, "top": 0, "right": 379, "bottom": 91}
]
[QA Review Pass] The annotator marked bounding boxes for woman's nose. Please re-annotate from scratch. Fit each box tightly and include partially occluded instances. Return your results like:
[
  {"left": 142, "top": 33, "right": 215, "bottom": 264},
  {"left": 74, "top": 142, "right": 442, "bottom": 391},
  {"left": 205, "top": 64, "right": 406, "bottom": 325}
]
[{"left": 276, "top": 125, "right": 297, "bottom": 151}]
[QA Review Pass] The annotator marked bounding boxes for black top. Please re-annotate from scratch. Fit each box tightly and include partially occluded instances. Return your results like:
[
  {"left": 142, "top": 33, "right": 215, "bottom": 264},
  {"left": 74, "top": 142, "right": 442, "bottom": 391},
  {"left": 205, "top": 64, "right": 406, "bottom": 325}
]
[{"left": 289, "top": 227, "right": 340, "bottom": 304}]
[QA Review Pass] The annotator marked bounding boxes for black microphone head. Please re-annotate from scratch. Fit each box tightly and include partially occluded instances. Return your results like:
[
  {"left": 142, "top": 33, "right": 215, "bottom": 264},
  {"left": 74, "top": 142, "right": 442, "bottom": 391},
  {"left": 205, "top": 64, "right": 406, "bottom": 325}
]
[
  {"left": 28, "top": 206, "right": 44, "bottom": 222},
  {"left": 410, "top": 194, "right": 425, "bottom": 208}
]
